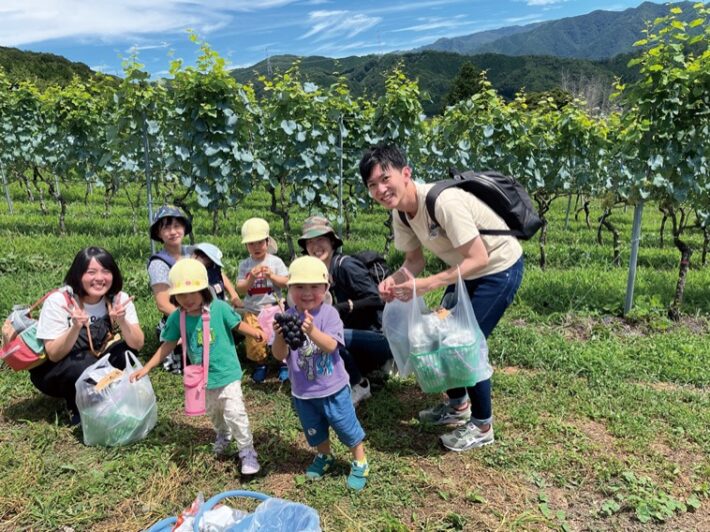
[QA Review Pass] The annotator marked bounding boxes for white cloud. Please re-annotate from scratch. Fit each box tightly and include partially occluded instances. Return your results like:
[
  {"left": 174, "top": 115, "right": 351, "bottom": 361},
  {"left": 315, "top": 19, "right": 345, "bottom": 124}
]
[
  {"left": 311, "top": 39, "right": 381, "bottom": 55},
  {"left": 127, "top": 41, "right": 171, "bottom": 54},
  {"left": 526, "top": 0, "right": 565, "bottom": 6},
  {"left": 246, "top": 42, "right": 278, "bottom": 52},
  {"left": 90, "top": 63, "right": 114, "bottom": 72},
  {"left": 0, "top": 0, "right": 299, "bottom": 46},
  {"left": 504, "top": 14, "right": 543, "bottom": 24},
  {"left": 393, "top": 15, "right": 468, "bottom": 32},
  {"left": 369, "top": 0, "right": 467, "bottom": 16},
  {"left": 301, "top": 10, "right": 381, "bottom": 42}
]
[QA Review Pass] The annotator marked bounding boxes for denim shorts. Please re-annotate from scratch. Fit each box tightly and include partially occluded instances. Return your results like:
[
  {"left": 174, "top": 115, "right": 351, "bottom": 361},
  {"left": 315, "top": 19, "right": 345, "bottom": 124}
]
[{"left": 292, "top": 385, "right": 366, "bottom": 448}]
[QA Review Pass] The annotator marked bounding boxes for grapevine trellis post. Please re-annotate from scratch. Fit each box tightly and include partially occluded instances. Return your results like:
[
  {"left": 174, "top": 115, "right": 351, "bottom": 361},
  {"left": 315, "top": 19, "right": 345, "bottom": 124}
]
[
  {"left": 337, "top": 114, "right": 344, "bottom": 238},
  {"left": 624, "top": 201, "right": 644, "bottom": 315},
  {"left": 0, "top": 159, "right": 12, "bottom": 214},
  {"left": 564, "top": 193, "right": 573, "bottom": 229},
  {"left": 142, "top": 112, "right": 155, "bottom": 255}
]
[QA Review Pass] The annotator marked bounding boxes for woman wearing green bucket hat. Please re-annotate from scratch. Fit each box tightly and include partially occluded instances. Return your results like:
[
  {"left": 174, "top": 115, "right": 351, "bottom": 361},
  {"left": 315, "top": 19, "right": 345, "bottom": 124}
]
[{"left": 298, "top": 216, "right": 393, "bottom": 406}]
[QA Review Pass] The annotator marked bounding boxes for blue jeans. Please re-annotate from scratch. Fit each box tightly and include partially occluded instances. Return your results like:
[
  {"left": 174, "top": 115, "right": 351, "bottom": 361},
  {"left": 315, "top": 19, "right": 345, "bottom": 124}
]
[
  {"left": 340, "top": 329, "right": 393, "bottom": 385},
  {"left": 441, "top": 256, "right": 524, "bottom": 426}
]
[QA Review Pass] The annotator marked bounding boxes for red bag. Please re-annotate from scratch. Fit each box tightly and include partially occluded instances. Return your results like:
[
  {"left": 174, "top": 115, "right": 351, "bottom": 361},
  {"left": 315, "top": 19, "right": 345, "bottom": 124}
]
[
  {"left": 0, "top": 327, "right": 45, "bottom": 371},
  {"left": 0, "top": 290, "right": 73, "bottom": 371}
]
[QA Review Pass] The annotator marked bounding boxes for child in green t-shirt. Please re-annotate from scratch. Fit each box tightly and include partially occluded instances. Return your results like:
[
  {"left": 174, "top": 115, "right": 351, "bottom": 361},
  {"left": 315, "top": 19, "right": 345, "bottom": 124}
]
[{"left": 131, "top": 259, "right": 264, "bottom": 475}]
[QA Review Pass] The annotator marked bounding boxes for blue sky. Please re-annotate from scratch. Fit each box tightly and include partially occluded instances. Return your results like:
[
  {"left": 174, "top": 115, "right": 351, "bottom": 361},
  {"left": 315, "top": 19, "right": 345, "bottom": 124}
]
[{"left": 1, "top": 0, "right": 653, "bottom": 78}]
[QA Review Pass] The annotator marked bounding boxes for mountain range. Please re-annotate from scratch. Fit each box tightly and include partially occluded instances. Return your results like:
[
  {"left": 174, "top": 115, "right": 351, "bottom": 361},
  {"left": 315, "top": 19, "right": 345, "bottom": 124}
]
[
  {"left": 419, "top": 1, "right": 694, "bottom": 59},
  {"left": 0, "top": 1, "right": 697, "bottom": 115},
  {"left": 229, "top": 51, "right": 632, "bottom": 115}
]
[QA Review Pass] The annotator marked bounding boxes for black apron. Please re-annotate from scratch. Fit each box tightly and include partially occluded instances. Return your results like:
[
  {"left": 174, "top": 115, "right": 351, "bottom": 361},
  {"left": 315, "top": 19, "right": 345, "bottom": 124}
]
[{"left": 29, "top": 313, "right": 135, "bottom": 414}]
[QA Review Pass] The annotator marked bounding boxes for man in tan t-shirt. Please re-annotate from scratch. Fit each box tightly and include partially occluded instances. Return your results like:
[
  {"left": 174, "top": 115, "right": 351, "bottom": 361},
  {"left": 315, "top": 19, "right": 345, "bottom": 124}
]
[{"left": 359, "top": 144, "right": 524, "bottom": 452}]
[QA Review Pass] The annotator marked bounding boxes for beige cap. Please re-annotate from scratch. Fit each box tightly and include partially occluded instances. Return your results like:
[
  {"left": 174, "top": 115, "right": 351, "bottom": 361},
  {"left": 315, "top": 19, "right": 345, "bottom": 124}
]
[
  {"left": 168, "top": 259, "right": 209, "bottom": 295},
  {"left": 288, "top": 256, "right": 330, "bottom": 285},
  {"left": 241, "top": 217, "right": 278, "bottom": 253}
]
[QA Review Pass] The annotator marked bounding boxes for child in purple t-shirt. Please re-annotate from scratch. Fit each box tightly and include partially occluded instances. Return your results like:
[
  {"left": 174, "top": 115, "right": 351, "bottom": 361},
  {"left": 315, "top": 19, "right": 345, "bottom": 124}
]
[{"left": 272, "top": 256, "right": 369, "bottom": 491}]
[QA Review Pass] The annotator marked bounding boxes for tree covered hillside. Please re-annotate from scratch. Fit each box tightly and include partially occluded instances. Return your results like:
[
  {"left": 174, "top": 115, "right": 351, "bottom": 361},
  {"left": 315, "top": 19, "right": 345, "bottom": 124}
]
[
  {"left": 0, "top": 46, "right": 95, "bottom": 88},
  {"left": 230, "top": 51, "right": 633, "bottom": 115}
]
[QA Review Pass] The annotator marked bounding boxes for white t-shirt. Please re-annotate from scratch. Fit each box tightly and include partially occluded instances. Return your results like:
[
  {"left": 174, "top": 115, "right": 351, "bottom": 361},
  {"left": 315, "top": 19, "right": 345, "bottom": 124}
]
[
  {"left": 394, "top": 182, "right": 523, "bottom": 280},
  {"left": 36, "top": 289, "right": 139, "bottom": 341},
  {"left": 237, "top": 254, "right": 288, "bottom": 313}
]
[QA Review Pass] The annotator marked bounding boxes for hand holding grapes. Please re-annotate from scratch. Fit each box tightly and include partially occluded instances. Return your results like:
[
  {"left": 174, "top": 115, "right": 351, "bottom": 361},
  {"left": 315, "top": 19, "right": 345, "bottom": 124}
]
[{"left": 274, "top": 312, "right": 307, "bottom": 350}]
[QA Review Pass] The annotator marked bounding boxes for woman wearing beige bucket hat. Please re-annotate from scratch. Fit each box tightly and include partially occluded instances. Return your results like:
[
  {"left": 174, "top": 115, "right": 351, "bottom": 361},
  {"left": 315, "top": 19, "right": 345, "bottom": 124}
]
[
  {"left": 298, "top": 215, "right": 394, "bottom": 406},
  {"left": 236, "top": 218, "right": 289, "bottom": 383}
]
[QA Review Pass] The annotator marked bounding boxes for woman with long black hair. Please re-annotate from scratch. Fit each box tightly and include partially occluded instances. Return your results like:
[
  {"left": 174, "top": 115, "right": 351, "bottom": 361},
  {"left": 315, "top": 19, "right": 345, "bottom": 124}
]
[{"left": 31, "top": 247, "right": 143, "bottom": 425}]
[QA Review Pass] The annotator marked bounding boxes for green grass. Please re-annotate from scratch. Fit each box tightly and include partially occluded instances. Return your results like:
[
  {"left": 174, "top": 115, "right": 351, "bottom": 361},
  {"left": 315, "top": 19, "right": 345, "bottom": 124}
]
[{"left": 0, "top": 183, "right": 708, "bottom": 530}]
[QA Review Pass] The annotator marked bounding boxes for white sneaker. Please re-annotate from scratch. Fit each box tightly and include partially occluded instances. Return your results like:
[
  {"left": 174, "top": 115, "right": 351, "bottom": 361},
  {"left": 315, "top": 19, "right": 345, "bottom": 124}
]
[
  {"left": 418, "top": 402, "right": 471, "bottom": 426},
  {"left": 213, "top": 433, "right": 232, "bottom": 456},
  {"left": 239, "top": 447, "right": 261, "bottom": 475},
  {"left": 351, "top": 379, "right": 372, "bottom": 406},
  {"left": 440, "top": 424, "right": 494, "bottom": 452}
]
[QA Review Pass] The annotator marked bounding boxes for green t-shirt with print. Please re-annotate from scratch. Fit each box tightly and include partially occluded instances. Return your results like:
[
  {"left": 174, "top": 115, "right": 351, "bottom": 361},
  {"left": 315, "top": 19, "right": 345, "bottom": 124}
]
[{"left": 162, "top": 299, "right": 242, "bottom": 389}]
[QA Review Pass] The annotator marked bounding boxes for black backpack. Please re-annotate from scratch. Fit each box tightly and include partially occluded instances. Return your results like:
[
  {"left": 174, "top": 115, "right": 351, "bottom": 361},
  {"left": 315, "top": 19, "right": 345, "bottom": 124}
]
[
  {"left": 336, "top": 251, "right": 392, "bottom": 285},
  {"left": 398, "top": 168, "right": 542, "bottom": 240}
]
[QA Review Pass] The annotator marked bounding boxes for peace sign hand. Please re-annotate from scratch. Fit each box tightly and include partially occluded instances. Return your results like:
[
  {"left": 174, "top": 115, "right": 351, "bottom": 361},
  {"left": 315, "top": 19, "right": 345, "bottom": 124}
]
[
  {"left": 63, "top": 299, "right": 89, "bottom": 330},
  {"left": 110, "top": 295, "right": 135, "bottom": 324}
]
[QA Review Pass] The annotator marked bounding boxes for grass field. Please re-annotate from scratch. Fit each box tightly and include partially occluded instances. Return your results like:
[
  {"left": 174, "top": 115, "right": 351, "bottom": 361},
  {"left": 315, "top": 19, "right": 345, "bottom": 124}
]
[{"left": 1, "top": 184, "right": 708, "bottom": 531}]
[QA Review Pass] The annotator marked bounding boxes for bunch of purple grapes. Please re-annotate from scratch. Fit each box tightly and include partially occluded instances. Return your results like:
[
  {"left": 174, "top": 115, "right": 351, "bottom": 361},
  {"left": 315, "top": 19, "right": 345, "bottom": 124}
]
[{"left": 275, "top": 313, "right": 306, "bottom": 350}]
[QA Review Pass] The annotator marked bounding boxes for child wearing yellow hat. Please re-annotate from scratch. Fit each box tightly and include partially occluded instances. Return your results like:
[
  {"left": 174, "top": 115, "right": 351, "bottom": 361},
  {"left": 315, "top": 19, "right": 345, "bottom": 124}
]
[
  {"left": 272, "top": 256, "right": 369, "bottom": 491},
  {"left": 236, "top": 218, "right": 289, "bottom": 383},
  {"left": 131, "top": 259, "right": 263, "bottom": 475}
]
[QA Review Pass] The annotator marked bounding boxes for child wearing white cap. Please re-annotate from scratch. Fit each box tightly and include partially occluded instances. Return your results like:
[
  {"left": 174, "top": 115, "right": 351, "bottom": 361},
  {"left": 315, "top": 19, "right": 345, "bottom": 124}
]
[
  {"left": 192, "top": 243, "right": 243, "bottom": 308},
  {"left": 236, "top": 218, "right": 289, "bottom": 383}
]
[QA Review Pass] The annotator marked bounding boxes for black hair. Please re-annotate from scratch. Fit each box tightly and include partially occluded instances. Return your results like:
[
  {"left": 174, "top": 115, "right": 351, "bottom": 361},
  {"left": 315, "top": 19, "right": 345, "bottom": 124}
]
[
  {"left": 169, "top": 288, "right": 213, "bottom": 308},
  {"left": 64, "top": 247, "right": 123, "bottom": 299},
  {"left": 192, "top": 249, "right": 215, "bottom": 268},
  {"left": 299, "top": 232, "right": 340, "bottom": 253},
  {"left": 155, "top": 216, "right": 186, "bottom": 241},
  {"left": 358, "top": 143, "right": 408, "bottom": 187},
  {"left": 328, "top": 233, "right": 340, "bottom": 249}
]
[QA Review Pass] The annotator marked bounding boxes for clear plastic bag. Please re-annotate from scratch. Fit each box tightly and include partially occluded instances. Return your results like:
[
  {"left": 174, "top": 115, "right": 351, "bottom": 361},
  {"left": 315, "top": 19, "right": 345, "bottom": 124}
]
[
  {"left": 407, "top": 270, "right": 491, "bottom": 393},
  {"left": 382, "top": 299, "right": 420, "bottom": 377},
  {"left": 75, "top": 351, "right": 157, "bottom": 446},
  {"left": 239, "top": 497, "right": 321, "bottom": 532}
]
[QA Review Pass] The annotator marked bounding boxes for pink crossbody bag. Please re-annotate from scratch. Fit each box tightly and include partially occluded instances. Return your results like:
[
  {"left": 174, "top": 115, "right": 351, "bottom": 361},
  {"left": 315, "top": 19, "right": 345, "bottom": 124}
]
[{"left": 180, "top": 307, "right": 210, "bottom": 416}]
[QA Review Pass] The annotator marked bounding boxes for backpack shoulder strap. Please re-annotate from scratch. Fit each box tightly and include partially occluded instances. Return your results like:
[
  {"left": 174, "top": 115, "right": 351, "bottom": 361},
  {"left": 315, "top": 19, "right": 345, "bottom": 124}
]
[
  {"left": 424, "top": 177, "right": 522, "bottom": 237},
  {"left": 148, "top": 250, "right": 176, "bottom": 269},
  {"left": 424, "top": 179, "right": 462, "bottom": 229},
  {"left": 397, "top": 210, "right": 410, "bottom": 229},
  {"left": 396, "top": 180, "right": 460, "bottom": 230}
]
